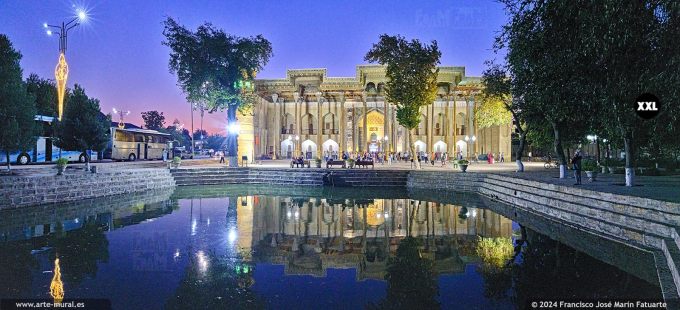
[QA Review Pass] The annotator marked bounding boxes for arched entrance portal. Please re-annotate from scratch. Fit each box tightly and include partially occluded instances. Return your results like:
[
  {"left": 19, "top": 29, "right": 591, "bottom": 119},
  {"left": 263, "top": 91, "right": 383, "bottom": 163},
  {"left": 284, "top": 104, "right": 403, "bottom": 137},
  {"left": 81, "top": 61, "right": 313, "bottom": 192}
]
[
  {"left": 434, "top": 141, "right": 447, "bottom": 159},
  {"left": 322, "top": 139, "right": 340, "bottom": 159},
  {"left": 414, "top": 140, "right": 427, "bottom": 156},
  {"left": 456, "top": 140, "right": 468, "bottom": 159},
  {"left": 301, "top": 140, "right": 317, "bottom": 159},
  {"left": 281, "top": 139, "right": 294, "bottom": 159},
  {"left": 362, "top": 110, "right": 384, "bottom": 152}
]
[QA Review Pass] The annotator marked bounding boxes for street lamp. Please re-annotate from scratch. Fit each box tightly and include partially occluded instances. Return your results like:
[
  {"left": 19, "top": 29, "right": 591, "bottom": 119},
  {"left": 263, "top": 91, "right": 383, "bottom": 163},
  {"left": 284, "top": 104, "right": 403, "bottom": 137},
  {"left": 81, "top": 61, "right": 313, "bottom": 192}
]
[
  {"left": 464, "top": 135, "right": 476, "bottom": 160},
  {"left": 44, "top": 8, "right": 88, "bottom": 121},
  {"left": 587, "top": 134, "right": 600, "bottom": 163},
  {"left": 112, "top": 108, "right": 130, "bottom": 129}
]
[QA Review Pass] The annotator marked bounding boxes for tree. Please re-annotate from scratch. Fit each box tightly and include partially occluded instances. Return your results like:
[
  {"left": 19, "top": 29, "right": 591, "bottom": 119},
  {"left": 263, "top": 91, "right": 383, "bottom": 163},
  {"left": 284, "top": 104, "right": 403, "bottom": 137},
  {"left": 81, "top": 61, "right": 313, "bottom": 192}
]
[
  {"left": 26, "top": 74, "right": 57, "bottom": 117},
  {"left": 193, "top": 129, "right": 208, "bottom": 140},
  {"left": 480, "top": 62, "right": 529, "bottom": 171},
  {"left": 162, "top": 17, "right": 272, "bottom": 165},
  {"left": 365, "top": 34, "right": 441, "bottom": 169},
  {"left": 0, "top": 34, "right": 36, "bottom": 172},
  {"left": 205, "top": 134, "right": 226, "bottom": 151},
  {"left": 582, "top": 0, "right": 679, "bottom": 186},
  {"left": 499, "top": 1, "right": 595, "bottom": 178},
  {"left": 54, "top": 84, "right": 109, "bottom": 171},
  {"left": 141, "top": 110, "right": 166, "bottom": 130}
]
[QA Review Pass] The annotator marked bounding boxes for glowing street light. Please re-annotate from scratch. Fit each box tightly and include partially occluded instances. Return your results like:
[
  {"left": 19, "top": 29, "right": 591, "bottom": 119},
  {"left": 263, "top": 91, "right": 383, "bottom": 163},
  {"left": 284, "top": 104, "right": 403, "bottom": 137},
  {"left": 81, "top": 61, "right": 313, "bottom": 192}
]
[
  {"left": 44, "top": 7, "right": 89, "bottom": 121},
  {"left": 112, "top": 108, "right": 130, "bottom": 129}
]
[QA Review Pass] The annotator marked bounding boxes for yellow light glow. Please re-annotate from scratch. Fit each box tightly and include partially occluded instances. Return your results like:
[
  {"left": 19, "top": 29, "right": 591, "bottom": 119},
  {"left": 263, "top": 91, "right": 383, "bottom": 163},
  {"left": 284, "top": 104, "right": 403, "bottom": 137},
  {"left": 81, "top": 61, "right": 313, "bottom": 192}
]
[
  {"left": 54, "top": 53, "right": 69, "bottom": 121},
  {"left": 50, "top": 258, "right": 64, "bottom": 302}
]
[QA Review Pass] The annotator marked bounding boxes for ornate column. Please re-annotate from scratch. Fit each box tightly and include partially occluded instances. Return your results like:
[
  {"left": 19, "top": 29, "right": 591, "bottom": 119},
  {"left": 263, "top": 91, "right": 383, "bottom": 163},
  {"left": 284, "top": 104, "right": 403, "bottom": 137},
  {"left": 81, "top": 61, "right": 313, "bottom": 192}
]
[
  {"left": 339, "top": 93, "right": 346, "bottom": 153},
  {"left": 352, "top": 102, "right": 358, "bottom": 153},
  {"left": 473, "top": 94, "right": 478, "bottom": 156},
  {"left": 383, "top": 99, "right": 388, "bottom": 152},
  {"left": 362, "top": 92, "right": 368, "bottom": 152},
  {"left": 316, "top": 92, "right": 323, "bottom": 158},
  {"left": 272, "top": 93, "right": 279, "bottom": 159},
  {"left": 293, "top": 93, "right": 301, "bottom": 154},
  {"left": 430, "top": 100, "right": 435, "bottom": 153},
  {"left": 453, "top": 94, "right": 457, "bottom": 153},
  {"left": 445, "top": 94, "right": 451, "bottom": 155}
]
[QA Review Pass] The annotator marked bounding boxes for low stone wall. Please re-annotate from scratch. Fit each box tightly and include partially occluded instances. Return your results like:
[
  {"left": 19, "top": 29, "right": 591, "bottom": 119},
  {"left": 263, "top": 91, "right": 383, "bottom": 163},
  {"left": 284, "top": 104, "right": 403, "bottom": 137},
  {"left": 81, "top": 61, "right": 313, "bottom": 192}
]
[
  {"left": 0, "top": 168, "right": 175, "bottom": 209},
  {"left": 408, "top": 171, "right": 680, "bottom": 303}
]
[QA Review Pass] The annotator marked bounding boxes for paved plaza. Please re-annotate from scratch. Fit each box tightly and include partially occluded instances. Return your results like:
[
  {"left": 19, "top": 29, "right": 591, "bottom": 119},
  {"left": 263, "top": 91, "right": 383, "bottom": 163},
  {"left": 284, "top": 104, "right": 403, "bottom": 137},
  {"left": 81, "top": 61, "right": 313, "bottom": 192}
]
[{"left": 4, "top": 158, "right": 679, "bottom": 202}]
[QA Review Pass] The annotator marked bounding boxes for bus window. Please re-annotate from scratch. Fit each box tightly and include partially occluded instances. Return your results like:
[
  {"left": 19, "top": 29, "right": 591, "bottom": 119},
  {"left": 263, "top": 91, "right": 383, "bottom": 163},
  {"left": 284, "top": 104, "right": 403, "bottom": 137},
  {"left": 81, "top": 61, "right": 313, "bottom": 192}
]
[
  {"left": 135, "top": 134, "right": 145, "bottom": 142},
  {"left": 115, "top": 131, "right": 134, "bottom": 142}
]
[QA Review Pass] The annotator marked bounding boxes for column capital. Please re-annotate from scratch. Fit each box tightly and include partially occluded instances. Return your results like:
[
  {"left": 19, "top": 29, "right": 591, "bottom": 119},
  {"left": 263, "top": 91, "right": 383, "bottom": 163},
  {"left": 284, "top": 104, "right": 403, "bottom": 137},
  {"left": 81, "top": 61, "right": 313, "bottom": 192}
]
[
  {"left": 271, "top": 93, "right": 279, "bottom": 103},
  {"left": 315, "top": 91, "right": 323, "bottom": 101},
  {"left": 293, "top": 93, "right": 300, "bottom": 102}
]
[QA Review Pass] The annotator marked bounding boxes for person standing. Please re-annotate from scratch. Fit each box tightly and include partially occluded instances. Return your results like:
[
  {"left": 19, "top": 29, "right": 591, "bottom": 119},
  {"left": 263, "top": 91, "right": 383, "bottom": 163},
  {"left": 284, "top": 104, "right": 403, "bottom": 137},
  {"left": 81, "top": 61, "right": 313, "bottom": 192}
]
[
  {"left": 500, "top": 152, "right": 505, "bottom": 163},
  {"left": 571, "top": 150, "right": 583, "bottom": 185}
]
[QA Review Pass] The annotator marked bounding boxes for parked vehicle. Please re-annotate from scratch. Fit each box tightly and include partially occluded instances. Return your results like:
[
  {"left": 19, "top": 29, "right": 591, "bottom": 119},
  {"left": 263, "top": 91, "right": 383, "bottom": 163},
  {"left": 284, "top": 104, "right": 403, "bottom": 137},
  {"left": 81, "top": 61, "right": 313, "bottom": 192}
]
[
  {"left": 0, "top": 115, "right": 97, "bottom": 165},
  {"left": 106, "top": 127, "right": 172, "bottom": 161}
]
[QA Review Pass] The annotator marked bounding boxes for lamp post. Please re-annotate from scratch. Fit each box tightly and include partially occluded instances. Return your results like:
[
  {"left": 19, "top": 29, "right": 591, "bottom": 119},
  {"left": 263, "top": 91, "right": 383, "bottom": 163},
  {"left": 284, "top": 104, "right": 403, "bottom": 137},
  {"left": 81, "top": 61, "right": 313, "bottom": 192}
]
[
  {"left": 464, "top": 135, "right": 476, "bottom": 161},
  {"left": 587, "top": 134, "right": 600, "bottom": 164},
  {"left": 44, "top": 8, "right": 88, "bottom": 121},
  {"left": 112, "top": 108, "right": 130, "bottom": 129}
]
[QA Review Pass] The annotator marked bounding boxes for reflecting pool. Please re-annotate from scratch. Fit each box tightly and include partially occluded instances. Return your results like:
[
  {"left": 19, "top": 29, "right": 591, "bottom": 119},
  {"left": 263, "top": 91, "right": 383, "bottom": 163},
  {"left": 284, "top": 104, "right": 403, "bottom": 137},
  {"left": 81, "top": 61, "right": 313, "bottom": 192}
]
[{"left": 0, "top": 185, "right": 662, "bottom": 309}]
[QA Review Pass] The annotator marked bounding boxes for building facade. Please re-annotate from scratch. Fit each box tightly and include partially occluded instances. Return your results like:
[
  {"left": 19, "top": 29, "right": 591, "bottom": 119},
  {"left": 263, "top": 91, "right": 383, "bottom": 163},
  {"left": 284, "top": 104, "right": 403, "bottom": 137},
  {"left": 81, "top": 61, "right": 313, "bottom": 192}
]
[{"left": 238, "top": 65, "right": 512, "bottom": 161}]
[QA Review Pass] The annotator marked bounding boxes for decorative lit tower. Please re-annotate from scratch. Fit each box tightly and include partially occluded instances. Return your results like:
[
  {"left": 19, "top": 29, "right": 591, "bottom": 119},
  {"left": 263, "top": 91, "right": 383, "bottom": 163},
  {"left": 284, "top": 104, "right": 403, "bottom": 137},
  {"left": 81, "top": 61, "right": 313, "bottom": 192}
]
[{"left": 44, "top": 9, "right": 88, "bottom": 120}]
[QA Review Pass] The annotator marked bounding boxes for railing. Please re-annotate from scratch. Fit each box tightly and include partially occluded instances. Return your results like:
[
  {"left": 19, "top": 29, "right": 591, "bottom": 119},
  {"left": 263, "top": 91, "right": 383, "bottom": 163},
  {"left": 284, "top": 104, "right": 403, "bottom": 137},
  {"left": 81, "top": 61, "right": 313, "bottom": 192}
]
[
  {"left": 300, "top": 129, "right": 317, "bottom": 135},
  {"left": 323, "top": 129, "right": 339, "bottom": 134},
  {"left": 281, "top": 129, "right": 295, "bottom": 134}
]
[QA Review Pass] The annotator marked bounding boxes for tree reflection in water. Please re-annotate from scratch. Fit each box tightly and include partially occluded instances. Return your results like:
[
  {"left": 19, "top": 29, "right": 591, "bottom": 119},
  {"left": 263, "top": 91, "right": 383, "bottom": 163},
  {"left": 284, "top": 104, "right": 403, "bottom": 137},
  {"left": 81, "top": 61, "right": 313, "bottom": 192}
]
[
  {"left": 165, "top": 250, "right": 264, "bottom": 310},
  {"left": 512, "top": 229, "right": 662, "bottom": 306},
  {"left": 368, "top": 237, "right": 440, "bottom": 310},
  {"left": 476, "top": 236, "right": 514, "bottom": 301}
]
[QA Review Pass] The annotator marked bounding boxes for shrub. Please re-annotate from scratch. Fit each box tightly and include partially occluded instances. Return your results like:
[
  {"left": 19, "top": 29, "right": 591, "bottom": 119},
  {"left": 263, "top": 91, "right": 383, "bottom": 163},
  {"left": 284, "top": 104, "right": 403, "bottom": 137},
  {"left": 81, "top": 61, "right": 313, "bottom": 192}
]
[
  {"left": 581, "top": 159, "right": 598, "bottom": 171},
  {"left": 56, "top": 158, "right": 69, "bottom": 167},
  {"left": 457, "top": 159, "right": 470, "bottom": 165},
  {"left": 172, "top": 156, "right": 181, "bottom": 164}
]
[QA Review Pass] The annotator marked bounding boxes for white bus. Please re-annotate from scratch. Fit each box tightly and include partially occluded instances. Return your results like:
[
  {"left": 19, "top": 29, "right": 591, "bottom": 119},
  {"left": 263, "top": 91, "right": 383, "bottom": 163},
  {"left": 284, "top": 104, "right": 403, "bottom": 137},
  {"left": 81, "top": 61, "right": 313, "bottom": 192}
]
[
  {"left": 1, "top": 115, "right": 97, "bottom": 165},
  {"left": 106, "top": 127, "right": 172, "bottom": 161}
]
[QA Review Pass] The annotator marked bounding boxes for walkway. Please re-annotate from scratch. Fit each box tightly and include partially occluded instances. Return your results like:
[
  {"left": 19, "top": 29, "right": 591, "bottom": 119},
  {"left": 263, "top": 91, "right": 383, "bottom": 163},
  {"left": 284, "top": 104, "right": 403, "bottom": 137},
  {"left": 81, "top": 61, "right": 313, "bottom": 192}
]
[{"left": 4, "top": 158, "right": 679, "bottom": 202}]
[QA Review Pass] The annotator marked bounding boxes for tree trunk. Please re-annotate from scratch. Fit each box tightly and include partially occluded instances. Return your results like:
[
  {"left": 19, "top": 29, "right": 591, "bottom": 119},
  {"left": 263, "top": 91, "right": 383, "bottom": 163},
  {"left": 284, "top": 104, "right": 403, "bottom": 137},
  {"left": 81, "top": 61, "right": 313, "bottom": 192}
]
[
  {"left": 227, "top": 107, "right": 239, "bottom": 167},
  {"left": 5, "top": 152, "right": 10, "bottom": 172},
  {"left": 408, "top": 128, "right": 420, "bottom": 169},
  {"left": 623, "top": 134, "right": 635, "bottom": 187},
  {"left": 515, "top": 125, "right": 527, "bottom": 172},
  {"left": 84, "top": 150, "right": 90, "bottom": 172},
  {"left": 551, "top": 121, "right": 568, "bottom": 178}
]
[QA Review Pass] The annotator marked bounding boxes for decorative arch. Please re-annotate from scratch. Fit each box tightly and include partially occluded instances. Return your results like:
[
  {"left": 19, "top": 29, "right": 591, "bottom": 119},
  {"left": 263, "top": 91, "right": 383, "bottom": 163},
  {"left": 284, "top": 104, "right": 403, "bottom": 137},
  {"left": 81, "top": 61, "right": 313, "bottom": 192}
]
[
  {"left": 281, "top": 139, "right": 294, "bottom": 159},
  {"left": 434, "top": 141, "right": 447, "bottom": 153},
  {"left": 365, "top": 82, "right": 377, "bottom": 94},
  {"left": 282, "top": 113, "right": 294, "bottom": 134},
  {"left": 301, "top": 113, "right": 316, "bottom": 134},
  {"left": 456, "top": 112, "right": 466, "bottom": 136},
  {"left": 456, "top": 140, "right": 468, "bottom": 159},
  {"left": 301, "top": 140, "right": 317, "bottom": 159},
  {"left": 322, "top": 139, "right": 340, "bottom": 158},
  {"left": 322, "top": 112, "right": 337, "bottom": 134},
  {"left": 414, "top": 140, "right": 427, "bottom": 155}
]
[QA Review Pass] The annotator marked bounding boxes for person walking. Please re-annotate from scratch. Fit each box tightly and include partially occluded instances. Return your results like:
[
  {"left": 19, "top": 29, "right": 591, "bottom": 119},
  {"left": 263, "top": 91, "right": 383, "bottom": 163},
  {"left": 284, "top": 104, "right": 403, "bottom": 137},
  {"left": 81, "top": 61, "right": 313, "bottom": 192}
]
[
  {"left": 500, "top": 152, "right": 505, "bottom": 163},
  {"left": 571, "top": 150, "right": 583, "bottom": 185}
]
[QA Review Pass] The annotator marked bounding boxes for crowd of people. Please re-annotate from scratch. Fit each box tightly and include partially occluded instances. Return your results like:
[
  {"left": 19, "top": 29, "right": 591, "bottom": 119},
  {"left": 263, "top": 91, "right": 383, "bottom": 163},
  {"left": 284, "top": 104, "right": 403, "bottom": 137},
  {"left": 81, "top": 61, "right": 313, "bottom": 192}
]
[{"left": 317, "top": 150, "right": 506, "bottom": 167}]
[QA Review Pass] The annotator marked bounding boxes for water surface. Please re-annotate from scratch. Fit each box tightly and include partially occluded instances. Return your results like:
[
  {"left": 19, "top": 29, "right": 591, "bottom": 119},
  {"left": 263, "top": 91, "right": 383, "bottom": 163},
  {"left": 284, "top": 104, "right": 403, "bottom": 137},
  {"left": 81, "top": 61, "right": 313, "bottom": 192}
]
[{"left": 0, "top": 185, "right": 662, "bottom": 309}]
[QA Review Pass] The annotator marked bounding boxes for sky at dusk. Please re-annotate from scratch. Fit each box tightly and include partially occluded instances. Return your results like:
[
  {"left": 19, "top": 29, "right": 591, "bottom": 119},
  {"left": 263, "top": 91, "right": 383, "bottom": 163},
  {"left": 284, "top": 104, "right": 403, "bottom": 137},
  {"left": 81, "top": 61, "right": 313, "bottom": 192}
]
[{"left": 0, "top": 0, "right": 507, "bottom": 135}]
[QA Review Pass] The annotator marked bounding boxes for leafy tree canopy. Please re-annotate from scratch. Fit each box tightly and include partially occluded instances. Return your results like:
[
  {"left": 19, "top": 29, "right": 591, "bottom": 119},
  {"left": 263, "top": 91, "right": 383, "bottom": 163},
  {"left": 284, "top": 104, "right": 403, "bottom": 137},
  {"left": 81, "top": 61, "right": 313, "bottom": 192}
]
[
  {"left": 26, "top": 74, "right": 57, "bottom": 117},
  {"left": 141, "top": 110, "right": 166, "bottom": 130},
  {"left": 0, "top": 34, "right": 36, "bottom": 170},
  {"left": 54, "top": 84, "right": 109, "bottom": 161}
]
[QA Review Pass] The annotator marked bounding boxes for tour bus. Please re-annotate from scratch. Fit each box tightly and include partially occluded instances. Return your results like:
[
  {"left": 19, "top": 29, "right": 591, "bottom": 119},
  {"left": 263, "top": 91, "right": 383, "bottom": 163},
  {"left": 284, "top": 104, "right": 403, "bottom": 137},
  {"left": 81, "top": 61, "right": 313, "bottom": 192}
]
[
  {"left": 106, "top": 127, "right": 172, "bottom": 161},
  {"left": 0, "top": 115, "right": 97, "bottom": 165}
]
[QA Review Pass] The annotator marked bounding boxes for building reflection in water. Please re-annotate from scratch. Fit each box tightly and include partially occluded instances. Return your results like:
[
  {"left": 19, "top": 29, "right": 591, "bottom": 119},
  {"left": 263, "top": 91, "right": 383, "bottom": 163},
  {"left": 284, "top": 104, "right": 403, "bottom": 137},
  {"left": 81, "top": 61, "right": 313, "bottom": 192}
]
[{"left": 233, "top": 195, "right": 513, "bottom": 280}]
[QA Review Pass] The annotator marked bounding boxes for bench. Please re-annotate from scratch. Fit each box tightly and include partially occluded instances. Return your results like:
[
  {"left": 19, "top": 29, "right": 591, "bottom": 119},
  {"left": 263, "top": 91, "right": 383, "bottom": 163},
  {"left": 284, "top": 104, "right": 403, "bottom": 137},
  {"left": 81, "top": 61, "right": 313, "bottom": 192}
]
[
  {"left": 326, "top": 160, "right": 346, "bottom": 168},
  {"left": 290, "top": 159, "right": 311, "bottom": 168},
  {"left": 355, "top": 160, "right": 374, "bottom": 169}
]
